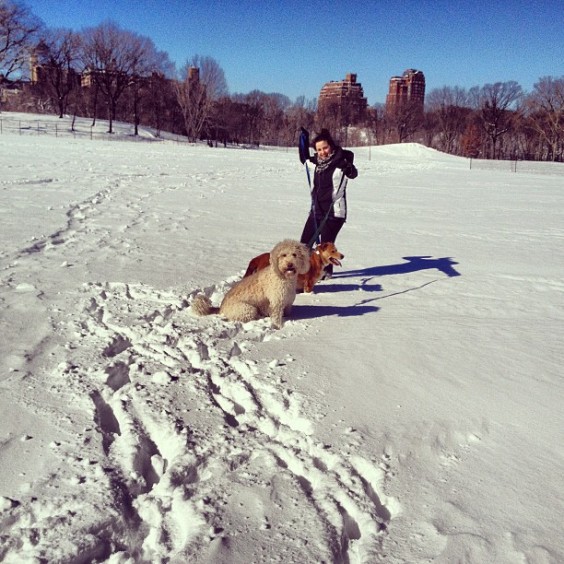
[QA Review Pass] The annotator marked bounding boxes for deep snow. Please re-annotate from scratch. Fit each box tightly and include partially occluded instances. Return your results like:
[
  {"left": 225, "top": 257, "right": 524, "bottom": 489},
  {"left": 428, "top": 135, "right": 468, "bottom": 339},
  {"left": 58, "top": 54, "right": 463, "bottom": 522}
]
[{"left": 0, "top": 113, "right": 563, "bottom": 563}]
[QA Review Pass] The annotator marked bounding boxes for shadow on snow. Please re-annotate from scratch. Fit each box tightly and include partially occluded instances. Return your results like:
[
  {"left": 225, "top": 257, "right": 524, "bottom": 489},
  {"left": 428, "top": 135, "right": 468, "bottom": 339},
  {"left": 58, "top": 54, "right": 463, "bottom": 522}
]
[
  {"left": 334, "top": 255, "right": 461, "bottom": 281},
  {"left": 291, "top": 256, "right": 460, "bottom": 320},
  {"left": 292, "top": 303, "right": 380, "bottom": 320}
]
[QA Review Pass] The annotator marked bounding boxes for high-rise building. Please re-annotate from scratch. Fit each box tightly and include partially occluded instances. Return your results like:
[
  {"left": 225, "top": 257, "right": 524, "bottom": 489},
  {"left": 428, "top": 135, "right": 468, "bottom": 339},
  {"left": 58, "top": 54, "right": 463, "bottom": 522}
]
[
  {"left": 318, "top": 73, "right": 368, "bottom": 124},
  {"left": 385, "top": 69, "right": 425, "bottom": 113},
  {"left": 188, "top": 66, "right": 200, "bottom": 84}
]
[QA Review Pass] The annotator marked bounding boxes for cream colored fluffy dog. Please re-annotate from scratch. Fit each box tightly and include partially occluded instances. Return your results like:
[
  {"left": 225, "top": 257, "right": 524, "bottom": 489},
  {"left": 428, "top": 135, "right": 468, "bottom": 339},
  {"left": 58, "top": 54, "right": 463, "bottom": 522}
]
[{"left": 191, "top": 239, "right": 310, "bottom": 328}]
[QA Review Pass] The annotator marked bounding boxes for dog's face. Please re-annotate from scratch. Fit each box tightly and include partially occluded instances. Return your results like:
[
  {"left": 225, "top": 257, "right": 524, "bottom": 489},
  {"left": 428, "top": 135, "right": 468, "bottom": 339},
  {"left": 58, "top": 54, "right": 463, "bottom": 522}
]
[
  {"left": 316, "top": 242, "right": 344, "bottom": 268},
  {"left": 271, "top": 240, "right": 310, "bottom": 279}
]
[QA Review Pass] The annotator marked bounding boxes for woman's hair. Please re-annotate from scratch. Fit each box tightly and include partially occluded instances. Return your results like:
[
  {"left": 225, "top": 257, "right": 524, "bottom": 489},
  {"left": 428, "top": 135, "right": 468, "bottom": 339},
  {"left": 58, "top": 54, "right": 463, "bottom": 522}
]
[{"left": 312, "top": 128, "right": 337, "bottom": 149}]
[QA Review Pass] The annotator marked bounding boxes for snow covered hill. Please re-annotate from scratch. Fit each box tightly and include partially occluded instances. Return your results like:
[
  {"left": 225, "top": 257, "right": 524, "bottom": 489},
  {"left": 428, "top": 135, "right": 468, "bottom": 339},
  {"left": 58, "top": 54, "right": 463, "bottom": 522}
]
[{"left": 0, "top": 113, "right": 563, "bottom": 563}]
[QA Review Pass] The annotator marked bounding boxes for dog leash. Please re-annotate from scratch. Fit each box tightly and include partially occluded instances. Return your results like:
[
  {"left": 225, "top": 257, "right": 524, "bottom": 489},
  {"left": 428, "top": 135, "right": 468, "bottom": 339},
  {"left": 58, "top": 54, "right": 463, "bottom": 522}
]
[
  {"left": 307, "top": 206, "right": 332, "bottom": 249},
  {"left": 300, "top": 128, "right": 322, "bottom": 249},
  {"left": 306, "top": 170, "right": 345, "bottom": 250}
]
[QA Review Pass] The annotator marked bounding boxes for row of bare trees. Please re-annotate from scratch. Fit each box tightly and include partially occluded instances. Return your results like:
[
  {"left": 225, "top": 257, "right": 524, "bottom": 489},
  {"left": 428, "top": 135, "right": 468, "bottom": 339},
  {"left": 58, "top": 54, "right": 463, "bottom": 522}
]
[
  {"left": 0, "top": 3, "right": 313, "bottom": 145},
  {"left": 421, "top": 79, "right": 564, "bottom": 161},
  {"left": 1, "top": 1, "right": 562, "bottom": 160}
]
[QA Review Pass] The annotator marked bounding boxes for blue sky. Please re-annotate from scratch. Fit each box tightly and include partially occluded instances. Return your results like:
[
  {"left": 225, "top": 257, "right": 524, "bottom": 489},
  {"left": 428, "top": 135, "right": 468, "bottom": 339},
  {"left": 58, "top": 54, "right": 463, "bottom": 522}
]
[{"left": 25, "top": 0, "right": 564, "bottom": 105}]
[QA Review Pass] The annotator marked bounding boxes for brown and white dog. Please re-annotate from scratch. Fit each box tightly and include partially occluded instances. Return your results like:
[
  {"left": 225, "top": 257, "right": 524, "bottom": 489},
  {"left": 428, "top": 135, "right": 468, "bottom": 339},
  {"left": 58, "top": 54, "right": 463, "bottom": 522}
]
[
  {"left": 244, "top": 241, "right": 344, "bottom": 293},
  {"left": 191, "top": 239, "right": 310, "bottom": 329}
]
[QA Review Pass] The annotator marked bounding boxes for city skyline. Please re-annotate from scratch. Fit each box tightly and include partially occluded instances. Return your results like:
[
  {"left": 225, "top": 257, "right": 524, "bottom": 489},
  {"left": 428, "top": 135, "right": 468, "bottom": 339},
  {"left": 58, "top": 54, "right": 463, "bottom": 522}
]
[{"left": 24, "top": 0, "right": 564, "bottom": 105}]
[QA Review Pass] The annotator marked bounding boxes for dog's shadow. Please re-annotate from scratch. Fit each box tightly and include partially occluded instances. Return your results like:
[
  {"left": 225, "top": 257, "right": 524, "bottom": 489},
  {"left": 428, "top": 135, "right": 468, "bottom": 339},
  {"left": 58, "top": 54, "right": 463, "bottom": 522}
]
[
  {"left": 292, "top": 303, "right": 380, "bottom": 320},
  {"left": 293, "top": 282, "right": 382, "bottom": 319}
]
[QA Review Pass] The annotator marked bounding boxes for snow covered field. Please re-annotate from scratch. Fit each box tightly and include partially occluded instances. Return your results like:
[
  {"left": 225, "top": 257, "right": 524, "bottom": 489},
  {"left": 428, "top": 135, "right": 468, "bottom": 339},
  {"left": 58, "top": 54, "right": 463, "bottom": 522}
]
[{"left": 0, "top": 113, "right": 563, "bottom": 563}]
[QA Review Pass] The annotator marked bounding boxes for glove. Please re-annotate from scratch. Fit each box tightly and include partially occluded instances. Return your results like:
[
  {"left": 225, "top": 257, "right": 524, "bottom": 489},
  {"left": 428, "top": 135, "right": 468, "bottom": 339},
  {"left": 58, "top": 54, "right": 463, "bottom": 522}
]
[
  {"left": 338, "top": 159, "right": 357, "bottom": 179},
  {"left": 298, "top": 127, "right": 310, "bottom": 164}
]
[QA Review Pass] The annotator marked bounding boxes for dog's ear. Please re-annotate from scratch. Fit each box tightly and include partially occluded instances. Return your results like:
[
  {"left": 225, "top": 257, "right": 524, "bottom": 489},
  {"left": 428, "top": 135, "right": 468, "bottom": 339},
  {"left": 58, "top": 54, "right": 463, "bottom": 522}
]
[
  {"left": 269, "top": 243, "right": 283, "bottom": 275},
  {"left": 297, "top": 243, "right": 311, "bottom": 274}
]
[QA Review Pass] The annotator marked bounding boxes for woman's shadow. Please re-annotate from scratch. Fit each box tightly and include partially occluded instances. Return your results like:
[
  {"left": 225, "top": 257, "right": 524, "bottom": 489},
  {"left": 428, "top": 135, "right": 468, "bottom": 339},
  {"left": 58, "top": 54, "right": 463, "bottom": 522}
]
[
  {"left": 292, "top": 256, "right": 460, "bottom": 320},
  {"left": 334, "top": 255, "right": 461, "bottom": 281}
]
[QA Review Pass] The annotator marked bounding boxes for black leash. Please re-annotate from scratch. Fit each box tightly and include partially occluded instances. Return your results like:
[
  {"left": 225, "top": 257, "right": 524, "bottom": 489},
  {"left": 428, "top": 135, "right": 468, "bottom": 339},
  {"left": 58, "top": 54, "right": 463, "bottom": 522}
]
[
  {"left": 306, "top": 171, "right": 345, "bottom": 249},
  {"left": 307, "top": 206, "right": 332, "bottom": 249}
]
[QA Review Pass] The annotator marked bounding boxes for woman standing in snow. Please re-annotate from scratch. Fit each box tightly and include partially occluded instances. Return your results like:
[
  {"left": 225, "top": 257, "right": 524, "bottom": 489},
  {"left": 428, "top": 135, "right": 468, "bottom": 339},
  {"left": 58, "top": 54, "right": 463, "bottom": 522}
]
[{"left": 298, "top": 128, "right": 358, "bottom": 278}]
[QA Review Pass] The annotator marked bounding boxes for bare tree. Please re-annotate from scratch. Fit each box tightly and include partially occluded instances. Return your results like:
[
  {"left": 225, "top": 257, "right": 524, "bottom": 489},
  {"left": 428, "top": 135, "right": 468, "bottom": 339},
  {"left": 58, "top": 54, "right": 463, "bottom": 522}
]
[
  {"left": 316, "top": 98, "right": 342, "bottom": 135},
  {"left": 238, "top": 90, "right": 265, "bottom": 145},
  {"left": 213, "top": 95, "right": 247, "bottom": 145},
  {"left": 470, "top": 81, "right": 523, "bottom": 159},
  {"left": 175, "top": 55, "right": 227, "bottom": 141},
  {"left": 363, "top": 104, "right": 385, "bottom": 146},
  {"left": 524, "top": 76, "right": 564, "bottom": 161},
  {"left": 460, "top": 120, "right": 483, "bottom": 158},
  {"left": 512, "top": 112, "right": 542, "bottom": 160},
  {"left": 0, "top": 0, "right": 42, "bottom": 112},
  {"left": 127, "top": 47, "right": 174, "bottom": 135},
  {"left": 283, "top": 96, "right": 315, "bottom": 145},
  {"left": 140, "top": 66, "right": 176, "bottom": 137},
  {"left": 385, "top": 100, "right": 424, "bottom": 143},
  {"left": 0, "top": 0, "right": 42, "bottom": 79},
  {"left": 259, "top": 92, "right": 290, "bottom": 145},
  {"left": 31, "top": 28, "right": 82, "bottom": 117},
  {"left": 426, "top": 86, "right": 471, "bottom": 153},
  {"left": 81, "top": 21, "right": 160, "bottom": 133}
]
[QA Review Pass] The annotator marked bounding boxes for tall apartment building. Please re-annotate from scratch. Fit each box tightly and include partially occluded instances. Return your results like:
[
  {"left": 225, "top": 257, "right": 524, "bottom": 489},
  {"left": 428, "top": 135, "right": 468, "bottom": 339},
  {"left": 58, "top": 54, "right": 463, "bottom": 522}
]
[
  {"left": 318, "top": 73, "right": 368, "bottom": 124},
  {"left": 188, "top": 66, "right": 200, "bottom": 84},
  {"left": 385, "top": 69, "right": 426, "bottom": 113}
]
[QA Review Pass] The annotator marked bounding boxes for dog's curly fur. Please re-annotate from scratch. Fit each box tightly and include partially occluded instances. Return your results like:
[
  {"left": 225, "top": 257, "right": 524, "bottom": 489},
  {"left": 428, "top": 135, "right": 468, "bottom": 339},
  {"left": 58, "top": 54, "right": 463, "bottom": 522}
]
[
  {"left": 244, "top": 241, "right": 344, "bottom": 293},
  {"left": 191, "top": 239, "right": 310, "bottom": 328}
]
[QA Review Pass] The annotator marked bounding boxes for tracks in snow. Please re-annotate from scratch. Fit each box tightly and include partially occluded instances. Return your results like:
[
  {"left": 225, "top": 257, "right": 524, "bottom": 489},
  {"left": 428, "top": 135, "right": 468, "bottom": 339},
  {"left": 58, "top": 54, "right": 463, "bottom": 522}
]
[
  {"left": 1, "top": 169, "right": 398, "bottom": 561},
  {"left": 1, "top": 277, "right": 398, "bottom": 562},
  {"left": 84, "top": 281, "right": 398, "bottom": 561}
]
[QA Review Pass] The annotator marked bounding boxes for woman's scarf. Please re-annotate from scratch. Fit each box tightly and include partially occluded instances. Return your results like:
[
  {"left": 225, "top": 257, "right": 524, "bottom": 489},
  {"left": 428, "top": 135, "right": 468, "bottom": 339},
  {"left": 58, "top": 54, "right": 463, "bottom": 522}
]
[{"left": 315, "top": 147, "right": 341, "bottom": 173}]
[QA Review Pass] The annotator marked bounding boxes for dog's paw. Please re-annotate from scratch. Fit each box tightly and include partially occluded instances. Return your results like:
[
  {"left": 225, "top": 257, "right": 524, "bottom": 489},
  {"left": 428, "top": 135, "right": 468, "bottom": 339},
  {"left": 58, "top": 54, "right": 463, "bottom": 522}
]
[{"left": 270, "top": 317, "right": 284, "bottom": 330}]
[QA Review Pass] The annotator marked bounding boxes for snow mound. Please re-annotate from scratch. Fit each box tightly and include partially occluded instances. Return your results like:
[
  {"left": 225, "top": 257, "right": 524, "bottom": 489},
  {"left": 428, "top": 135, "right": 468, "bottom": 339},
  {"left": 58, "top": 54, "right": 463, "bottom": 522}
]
[{"left": 373, "top": 142, "right": 463, "bottom": 162}]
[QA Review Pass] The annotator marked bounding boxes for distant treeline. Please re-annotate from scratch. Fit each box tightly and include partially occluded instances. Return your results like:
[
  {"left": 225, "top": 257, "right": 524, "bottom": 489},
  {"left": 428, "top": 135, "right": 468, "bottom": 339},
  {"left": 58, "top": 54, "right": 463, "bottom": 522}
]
[{"left": 1, "top": 2, "right": 562, "bottom": 160}]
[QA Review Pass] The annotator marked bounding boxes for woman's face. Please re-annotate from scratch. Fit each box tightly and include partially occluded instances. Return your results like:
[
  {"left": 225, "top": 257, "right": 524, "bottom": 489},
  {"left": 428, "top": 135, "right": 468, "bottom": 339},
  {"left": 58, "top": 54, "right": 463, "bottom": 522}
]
[{"left": 315, "top": 140, "right": 333, "bottom": 160}]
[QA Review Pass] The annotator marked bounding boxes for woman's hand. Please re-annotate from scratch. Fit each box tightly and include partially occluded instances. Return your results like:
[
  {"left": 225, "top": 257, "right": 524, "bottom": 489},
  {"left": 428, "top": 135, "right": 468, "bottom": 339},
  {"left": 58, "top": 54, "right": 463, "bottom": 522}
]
[{"left": 336, "top": 157, "right": 358, "bottom": 179}]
